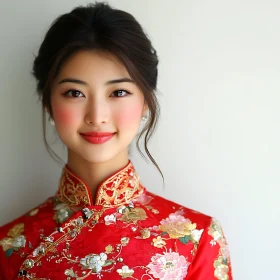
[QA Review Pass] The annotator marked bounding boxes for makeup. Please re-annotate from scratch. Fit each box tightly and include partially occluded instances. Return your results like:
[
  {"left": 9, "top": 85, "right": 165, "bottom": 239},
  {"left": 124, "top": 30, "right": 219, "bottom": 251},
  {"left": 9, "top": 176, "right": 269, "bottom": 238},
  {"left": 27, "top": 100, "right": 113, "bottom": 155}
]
[{"left": 80, "top": 132, "right": 115, "bottom": 144}]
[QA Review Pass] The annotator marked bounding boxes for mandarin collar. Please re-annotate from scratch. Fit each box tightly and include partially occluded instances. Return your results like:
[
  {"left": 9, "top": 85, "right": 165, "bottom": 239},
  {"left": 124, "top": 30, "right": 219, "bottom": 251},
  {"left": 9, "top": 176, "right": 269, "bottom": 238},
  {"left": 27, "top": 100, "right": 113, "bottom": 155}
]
[{"left": 55, "top": 160, "right": 145, "bottom": 209}]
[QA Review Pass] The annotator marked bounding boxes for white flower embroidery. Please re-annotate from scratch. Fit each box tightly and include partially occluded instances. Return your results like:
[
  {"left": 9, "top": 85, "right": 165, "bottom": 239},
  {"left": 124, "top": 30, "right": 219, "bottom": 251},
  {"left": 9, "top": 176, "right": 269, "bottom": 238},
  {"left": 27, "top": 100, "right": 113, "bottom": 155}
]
[
  {"left": 117, "top": 265, "right": 134, "bottom": 278},
  {"left": 104, "top": 214, "right": 116, "bottom": 225},
  {"left": 210, "top": 239, "right": 217, "bottom": 246},
  {"left": 12, "top": 235, "right": 26, "bottom": 248},
  {"left": 191, "top": 229, "right": 204, "bottom": 242},
  {"left": 80, "top": 253, "right": 108, "bottom": 273}
]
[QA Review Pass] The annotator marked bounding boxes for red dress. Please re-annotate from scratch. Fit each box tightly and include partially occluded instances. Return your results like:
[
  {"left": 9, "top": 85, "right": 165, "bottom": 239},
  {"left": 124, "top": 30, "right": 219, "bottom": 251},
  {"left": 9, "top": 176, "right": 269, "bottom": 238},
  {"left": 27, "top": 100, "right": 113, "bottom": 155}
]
[{"left": 0, "top": 161, "right": 233, "bottom": 279}]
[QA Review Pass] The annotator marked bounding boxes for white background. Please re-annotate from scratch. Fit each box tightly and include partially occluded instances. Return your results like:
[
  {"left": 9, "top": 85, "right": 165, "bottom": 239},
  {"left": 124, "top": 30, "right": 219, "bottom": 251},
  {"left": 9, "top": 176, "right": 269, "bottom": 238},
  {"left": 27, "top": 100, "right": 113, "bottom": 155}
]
[{"left": 0, "top": 1, "right": 279, "bottom": 279}]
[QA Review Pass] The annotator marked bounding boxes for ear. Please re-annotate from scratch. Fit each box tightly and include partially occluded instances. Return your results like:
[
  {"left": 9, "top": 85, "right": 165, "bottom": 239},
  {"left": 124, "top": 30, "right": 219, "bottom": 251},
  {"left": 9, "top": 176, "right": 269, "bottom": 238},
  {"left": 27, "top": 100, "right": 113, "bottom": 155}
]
[{"left": 142, "top": 103, "right": 148, "bottom": 117}]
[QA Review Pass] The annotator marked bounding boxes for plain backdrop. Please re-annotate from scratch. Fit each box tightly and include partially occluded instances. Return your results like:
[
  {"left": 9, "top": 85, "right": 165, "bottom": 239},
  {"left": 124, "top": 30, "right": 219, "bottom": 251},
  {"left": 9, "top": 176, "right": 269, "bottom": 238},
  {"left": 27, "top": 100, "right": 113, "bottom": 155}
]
[{"left": 0, "top": 0, "right": 279, "bottom": 279}]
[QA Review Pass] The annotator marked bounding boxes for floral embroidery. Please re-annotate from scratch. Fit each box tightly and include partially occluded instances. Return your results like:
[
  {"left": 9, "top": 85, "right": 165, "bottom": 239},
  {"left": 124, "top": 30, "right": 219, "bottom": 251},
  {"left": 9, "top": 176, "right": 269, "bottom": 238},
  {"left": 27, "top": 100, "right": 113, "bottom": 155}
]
[
  {"left": 8, "top": 223, "right": 24, "bottom": 237},
  {"left": 105, "top": 245, "right": 114, "bottom": 254},
  {"left": 29, "top": 208, "right": 39, "bottom": 216},
  {"left": 159, "top": 220, "right": 196, "bottom": 239},
  {"left": 65, "top": 251, "right": 115, "bottom": 279},
  {"left": 0, "top": 223, "right": 26, "bottom": 257},
  {"left": 120, "top": 237, "right": 130, "bottom": 246},
  {"left": 214, "top": 256, "right": 230, "bottom": 280},
  {"left": 104, "top": 214, "right": 116, "bottom": 225},
  {"left": 1, "top": 161, "right": 232, "bottom": 279},
  {"left": 191, "top": 229, "right": 204, "bottom": 242},
  {"left": 147, "top": 250, "right": 190, "bottom": 280},
  {"left": 53, "top": 201, "right": 74, "bottom": 224},
  {"left": 208, "top": 219, "right": 231, "bottom": 280},
  {"left": 65, "top": 268, "right": 78, "bottom": 278},
  {"left": 140, "top": 228, "right": 151, "bottom": 239},
  {"left": 117, "top": 265, "right": 134, "bottom": 278},
  {"left": 120, "top": 207, "right": 147, "bottom": 223},
  {"left": 152, "top": 236, "right": 166, "bottom": 248},
  {"left": 155, "top": 210, "right": 203, "bottom": 246},
  {"left": 32, "top": 244, "right": 46, "bottom": 257},
  {"left": 80, "top": 253, "right": 109, "bottom": 273},
  {"left": 94, "top": 162, "right": 144, "bottom": 208}
]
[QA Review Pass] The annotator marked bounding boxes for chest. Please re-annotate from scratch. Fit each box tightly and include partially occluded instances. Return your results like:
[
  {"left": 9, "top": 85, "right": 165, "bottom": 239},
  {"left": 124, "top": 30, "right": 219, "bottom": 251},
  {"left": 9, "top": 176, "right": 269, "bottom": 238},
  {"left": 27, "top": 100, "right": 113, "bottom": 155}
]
[{"left": 17, "top": 204, "right": 198, "bottom": 279}]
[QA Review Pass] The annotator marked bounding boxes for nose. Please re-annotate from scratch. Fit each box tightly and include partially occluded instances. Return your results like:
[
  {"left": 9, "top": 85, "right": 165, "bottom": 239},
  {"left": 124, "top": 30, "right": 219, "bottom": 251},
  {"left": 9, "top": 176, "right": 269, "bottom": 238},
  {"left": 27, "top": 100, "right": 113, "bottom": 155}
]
[{"left": 84, "top": 96, "right": 111, "bottom": 125}]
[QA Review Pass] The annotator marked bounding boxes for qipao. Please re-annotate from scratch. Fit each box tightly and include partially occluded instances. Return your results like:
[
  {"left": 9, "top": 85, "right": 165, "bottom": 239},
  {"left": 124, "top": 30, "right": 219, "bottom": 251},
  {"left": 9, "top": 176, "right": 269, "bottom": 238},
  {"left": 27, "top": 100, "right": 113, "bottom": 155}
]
[{"left": 0, "top": 161, "right": 233, "bottom": 279}]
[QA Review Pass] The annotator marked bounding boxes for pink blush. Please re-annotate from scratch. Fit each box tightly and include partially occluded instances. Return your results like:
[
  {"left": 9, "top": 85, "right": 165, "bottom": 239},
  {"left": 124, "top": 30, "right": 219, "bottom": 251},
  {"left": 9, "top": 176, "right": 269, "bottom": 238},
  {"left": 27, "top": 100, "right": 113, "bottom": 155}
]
[
  {"left": 53, "top": 107, "right": 78, "bottom": 126},
  {"left": 116, "top": 104, "right": 143, "bottom": 125}
]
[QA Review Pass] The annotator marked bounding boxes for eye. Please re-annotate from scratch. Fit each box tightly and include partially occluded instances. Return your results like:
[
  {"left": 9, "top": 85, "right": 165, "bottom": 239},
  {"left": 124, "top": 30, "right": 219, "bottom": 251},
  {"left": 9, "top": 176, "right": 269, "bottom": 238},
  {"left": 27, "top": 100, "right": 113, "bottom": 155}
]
[
  {"left": 63, "top": 89, "right": 84, "bottom": 98},
  {"left": 110, "top": 89, "right": 131, "bottom": 97}
]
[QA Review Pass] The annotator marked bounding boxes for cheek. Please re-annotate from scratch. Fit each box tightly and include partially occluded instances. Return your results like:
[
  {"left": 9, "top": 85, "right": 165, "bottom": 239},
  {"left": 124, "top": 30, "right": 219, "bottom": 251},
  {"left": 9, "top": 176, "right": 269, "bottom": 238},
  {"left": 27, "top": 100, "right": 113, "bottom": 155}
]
[
  {"left": 52, "top": 105, "right": 79, "bottom": 127},
  {"left": 115, "top": 103, "right": 143, "bottom": 126}
]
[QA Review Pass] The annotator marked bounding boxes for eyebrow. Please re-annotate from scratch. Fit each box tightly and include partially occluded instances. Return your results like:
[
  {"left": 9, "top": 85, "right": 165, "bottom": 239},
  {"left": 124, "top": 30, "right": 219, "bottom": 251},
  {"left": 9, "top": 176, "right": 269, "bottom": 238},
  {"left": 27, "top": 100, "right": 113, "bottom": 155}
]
[{"left": 58, "top": 77, "right": 135, "bottom": 86}]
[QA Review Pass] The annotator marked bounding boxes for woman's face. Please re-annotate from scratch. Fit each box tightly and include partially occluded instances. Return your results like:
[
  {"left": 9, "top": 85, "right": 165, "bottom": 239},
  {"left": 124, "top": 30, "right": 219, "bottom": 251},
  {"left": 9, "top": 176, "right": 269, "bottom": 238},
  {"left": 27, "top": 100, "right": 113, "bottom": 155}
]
[{"left": 50, "top": 50, "right": 146, "bottom": 164}]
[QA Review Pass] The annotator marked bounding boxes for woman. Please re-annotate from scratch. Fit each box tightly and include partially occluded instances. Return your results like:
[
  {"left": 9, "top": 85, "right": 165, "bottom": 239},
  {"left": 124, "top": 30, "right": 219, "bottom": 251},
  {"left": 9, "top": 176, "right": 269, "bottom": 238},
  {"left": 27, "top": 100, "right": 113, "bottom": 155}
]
[{"left": 0, "top": 2, "right": 233, "bottom": 279}]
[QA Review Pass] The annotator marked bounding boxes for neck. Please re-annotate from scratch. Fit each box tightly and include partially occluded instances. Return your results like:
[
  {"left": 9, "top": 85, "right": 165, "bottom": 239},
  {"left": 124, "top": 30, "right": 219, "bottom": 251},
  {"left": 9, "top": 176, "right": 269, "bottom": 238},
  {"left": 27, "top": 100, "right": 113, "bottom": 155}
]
[{"left": 66, "top": 150, "right": 129, "bottom": 201}]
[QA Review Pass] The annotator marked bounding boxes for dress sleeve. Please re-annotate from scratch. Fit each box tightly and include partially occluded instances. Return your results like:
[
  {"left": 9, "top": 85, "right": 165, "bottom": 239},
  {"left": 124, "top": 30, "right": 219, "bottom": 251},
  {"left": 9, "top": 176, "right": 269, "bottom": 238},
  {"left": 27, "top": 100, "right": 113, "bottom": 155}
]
[{"left": 185, "top": 218, "right": 233, "bottom": 280}]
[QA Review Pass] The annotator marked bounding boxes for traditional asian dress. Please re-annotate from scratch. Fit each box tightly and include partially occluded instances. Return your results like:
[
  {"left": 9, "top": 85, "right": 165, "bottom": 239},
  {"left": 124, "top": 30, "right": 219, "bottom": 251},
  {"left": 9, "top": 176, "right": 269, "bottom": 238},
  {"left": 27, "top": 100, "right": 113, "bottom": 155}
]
[{"left": 0, "top": 161, "right": 233, "bottom": 279}]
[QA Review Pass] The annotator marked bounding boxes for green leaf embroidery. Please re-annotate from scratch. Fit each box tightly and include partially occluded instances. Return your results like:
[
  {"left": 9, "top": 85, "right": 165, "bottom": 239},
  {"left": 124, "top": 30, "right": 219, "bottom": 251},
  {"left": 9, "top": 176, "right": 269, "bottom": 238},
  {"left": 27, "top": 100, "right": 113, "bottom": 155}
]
[
  {"left": 6, "top": 248, "right": 14, "bottom": 257},
  {"left": 179, "top": 235, "right": 190, "bottom": 244},
  {"left": 103, "top": 260, "right": 115, "bottom": 267},
  {"left": 161, "top": 232, "right": 168, "bottom": 236}
]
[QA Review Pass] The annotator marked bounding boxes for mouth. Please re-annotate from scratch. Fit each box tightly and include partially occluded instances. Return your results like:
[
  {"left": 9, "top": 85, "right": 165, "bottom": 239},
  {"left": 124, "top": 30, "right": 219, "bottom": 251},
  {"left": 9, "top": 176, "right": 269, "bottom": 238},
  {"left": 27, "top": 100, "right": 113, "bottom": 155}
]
[
  {"left": 80, "top": 132, "right": 115, "bottom": 137},
  {"left": 80, "top": 132, "right": 116, "bottom": 144}
]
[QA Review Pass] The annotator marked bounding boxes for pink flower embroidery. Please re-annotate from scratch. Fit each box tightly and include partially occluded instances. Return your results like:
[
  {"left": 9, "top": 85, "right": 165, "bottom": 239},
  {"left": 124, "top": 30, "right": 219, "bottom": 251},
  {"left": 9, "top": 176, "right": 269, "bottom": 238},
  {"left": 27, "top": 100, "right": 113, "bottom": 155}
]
[
  {"left": 161, "top": 210, "right": 190, "bottom": 223},
  {"left": 151, "top": 210, "right": 191, "bottom": 232},
  {"left": 147, "top": 251, "right": 189, "bottom": 280}
]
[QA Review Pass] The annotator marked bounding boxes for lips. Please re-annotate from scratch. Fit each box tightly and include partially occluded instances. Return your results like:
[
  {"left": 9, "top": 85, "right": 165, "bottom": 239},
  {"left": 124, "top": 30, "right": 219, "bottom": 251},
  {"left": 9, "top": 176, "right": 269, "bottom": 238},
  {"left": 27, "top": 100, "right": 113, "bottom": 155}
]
[
  {"left": 81, "top": 132, "right": 115, "bottom": 137},
  {"left": 80, "top": 132, "right": 115, "bottom": 144}
]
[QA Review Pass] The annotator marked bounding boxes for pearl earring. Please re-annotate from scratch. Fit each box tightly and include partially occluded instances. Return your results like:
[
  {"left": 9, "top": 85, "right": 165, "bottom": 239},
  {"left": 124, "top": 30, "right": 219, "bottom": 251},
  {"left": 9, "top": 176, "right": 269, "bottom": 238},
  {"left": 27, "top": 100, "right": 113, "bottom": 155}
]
[
  {"left": 141, "top": 116, "right": 148, "bottom": 122},
  {"left": 49, "top": 117, "right": 55, "bottom": 126}
]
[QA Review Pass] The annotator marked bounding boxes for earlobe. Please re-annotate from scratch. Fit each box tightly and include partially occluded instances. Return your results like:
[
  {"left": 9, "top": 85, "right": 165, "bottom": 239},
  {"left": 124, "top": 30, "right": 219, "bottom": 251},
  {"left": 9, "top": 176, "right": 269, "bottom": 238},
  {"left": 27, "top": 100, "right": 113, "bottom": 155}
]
[
  {"left": 142, "top": 103, "right": 148, "bottom": 117},
  {"left": 141, "top": 104, "right": 149, "bottom": 122}
]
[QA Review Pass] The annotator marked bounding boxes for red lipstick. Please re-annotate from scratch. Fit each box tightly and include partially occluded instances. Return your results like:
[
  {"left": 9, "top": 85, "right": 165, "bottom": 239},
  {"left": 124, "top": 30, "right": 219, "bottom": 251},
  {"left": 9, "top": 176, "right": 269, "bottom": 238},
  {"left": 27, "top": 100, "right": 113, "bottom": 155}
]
[{"left": 80, "top": 132, "right": 115, "bottom": 144}]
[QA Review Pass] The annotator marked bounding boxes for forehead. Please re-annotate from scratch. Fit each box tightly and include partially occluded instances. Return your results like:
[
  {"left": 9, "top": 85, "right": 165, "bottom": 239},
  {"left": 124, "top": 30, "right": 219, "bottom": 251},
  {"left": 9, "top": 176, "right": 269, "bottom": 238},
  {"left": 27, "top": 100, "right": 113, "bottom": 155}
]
[{"left": 56, "top": 50, "right": 130, "bottom": 82}]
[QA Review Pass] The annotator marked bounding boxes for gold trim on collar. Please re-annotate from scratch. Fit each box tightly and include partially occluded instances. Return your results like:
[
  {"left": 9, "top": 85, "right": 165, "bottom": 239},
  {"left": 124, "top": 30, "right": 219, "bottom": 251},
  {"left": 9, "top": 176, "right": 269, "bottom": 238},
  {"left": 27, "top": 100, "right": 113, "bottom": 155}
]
[{"left": 55, "top": 161, "right": 144, "bottom": 208}]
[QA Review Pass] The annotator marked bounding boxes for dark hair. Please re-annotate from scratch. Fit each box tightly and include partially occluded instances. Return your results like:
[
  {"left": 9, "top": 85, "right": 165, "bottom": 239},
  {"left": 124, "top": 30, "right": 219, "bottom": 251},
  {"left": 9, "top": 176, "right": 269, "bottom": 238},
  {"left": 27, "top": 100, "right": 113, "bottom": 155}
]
[{"left": 32, "top": 1, "right": 163, "bottom": 179}]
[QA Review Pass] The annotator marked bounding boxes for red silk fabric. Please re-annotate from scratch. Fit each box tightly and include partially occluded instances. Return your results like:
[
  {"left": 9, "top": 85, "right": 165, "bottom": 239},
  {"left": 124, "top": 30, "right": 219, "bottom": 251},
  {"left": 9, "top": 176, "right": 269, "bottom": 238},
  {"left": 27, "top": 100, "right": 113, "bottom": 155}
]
[{"left": 0, "top": 161, "right": 233, "bottom": 279}]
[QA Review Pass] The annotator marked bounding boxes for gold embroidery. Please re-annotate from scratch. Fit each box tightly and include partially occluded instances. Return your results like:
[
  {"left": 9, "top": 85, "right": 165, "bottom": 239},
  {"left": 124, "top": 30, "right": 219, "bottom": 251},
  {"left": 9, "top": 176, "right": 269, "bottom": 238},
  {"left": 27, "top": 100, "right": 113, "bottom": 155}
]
[
  {"left": 0, "top": 237, "right": 13, "bottom": 251},
  {"left": 159, "top": 222, "right": 196, "bottom": 239},
  {"left": 56, "top": 168, "right": 92, "bottom": 208},
  {"left": 208, "top": 218, "right": 231, "bottom": 280},
  {"left": 120, "top": 207, "right": 147, "bottom": 223},
  {"left": 0, "top": 223, "right": 26, "bottom": 256},
  {"left": 18, "top": 208, "right": 105, "bottom": 276},
  {"left": 140, "top": 228, "right": 151, "bottom": 239},
  {"left": 29, "top": 209, "right": 39, "bottom": 216},
  {"left": 8, "top": 223, "right": 24, "bottom": 238},
  {"left": 95, "top": 162, "right": 144, "bottom": 208},
  {"left": 105, "top": 245, "right": 114, "bottom": 254},
  {"left": 152, "top": 236, "right": 166, "bottom": 248},
  {"left": 56, "top": 161, "right": 144, "bottom": 209}
]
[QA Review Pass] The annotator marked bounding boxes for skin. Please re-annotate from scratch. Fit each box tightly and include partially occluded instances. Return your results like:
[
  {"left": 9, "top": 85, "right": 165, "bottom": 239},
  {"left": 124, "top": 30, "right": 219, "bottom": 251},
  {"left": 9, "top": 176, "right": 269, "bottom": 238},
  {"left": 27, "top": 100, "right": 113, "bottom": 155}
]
[{"left": 48, "top": 50, "right": 147, "bottom": 199}]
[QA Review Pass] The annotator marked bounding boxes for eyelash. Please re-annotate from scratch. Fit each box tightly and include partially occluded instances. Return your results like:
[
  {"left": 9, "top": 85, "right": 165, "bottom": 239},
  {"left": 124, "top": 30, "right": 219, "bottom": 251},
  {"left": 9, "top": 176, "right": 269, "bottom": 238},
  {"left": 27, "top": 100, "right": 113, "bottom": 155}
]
[{"left": 62, "top": 89, "right": 131, "bottom": 98}]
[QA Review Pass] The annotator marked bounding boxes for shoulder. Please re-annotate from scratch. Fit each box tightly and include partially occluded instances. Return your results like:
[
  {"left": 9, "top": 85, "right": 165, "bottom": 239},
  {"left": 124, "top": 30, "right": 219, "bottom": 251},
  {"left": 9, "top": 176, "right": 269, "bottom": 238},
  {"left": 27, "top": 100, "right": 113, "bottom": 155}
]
[
  {"left": 145, "top": 190, "right": 213, "bottom": 229},
  {"left": 144, "top": 190, "right": 229, "bottom": 249},
  {"left": 0, "top": 197, "right": 55, "bottom": 233},
  {"left": 141, "top": 191, "right": 233, "bottom": 279},
  {"left": 0, "top": 197, "right": 56, "bottom": 259}
]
